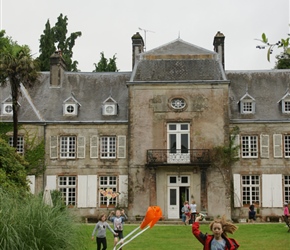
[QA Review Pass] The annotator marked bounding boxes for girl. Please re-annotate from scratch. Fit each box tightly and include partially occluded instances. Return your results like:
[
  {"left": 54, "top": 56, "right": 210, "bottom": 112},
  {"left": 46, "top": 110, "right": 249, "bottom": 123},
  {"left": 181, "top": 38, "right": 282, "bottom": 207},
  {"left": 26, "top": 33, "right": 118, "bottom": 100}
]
[
  {"left": 91, "top": 213, "right": 117, "bottom": 250},
  {"left": 183, "top": 201, "right": 191, "bottom": 225},
  {"left": 192, "top": 215, "right": 239, "bottom": 250}
]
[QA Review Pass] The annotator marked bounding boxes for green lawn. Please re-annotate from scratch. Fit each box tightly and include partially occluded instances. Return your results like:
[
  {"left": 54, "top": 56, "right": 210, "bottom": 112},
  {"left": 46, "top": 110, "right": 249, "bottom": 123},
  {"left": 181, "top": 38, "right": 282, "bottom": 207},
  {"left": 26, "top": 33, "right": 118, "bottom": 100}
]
[{"left": 82, "top": 223, "right": 290, "bottom": 250}]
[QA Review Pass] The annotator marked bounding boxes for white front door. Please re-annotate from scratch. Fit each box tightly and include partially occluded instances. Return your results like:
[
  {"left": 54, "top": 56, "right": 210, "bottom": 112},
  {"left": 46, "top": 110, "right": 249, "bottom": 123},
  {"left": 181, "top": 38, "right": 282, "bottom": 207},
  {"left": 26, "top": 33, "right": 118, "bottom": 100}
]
[{"left": 168, "top": 187, "right": 179, "bottom": 219}]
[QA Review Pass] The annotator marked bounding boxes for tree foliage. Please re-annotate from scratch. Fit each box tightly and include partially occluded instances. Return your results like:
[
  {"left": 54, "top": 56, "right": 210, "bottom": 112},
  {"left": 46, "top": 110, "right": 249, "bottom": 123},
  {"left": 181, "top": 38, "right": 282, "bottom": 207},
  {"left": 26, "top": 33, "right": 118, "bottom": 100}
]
[
  {"left": 93, "top": 52, "right": 118, "bottom": 72},
  {"left": 0, "top": 138, "right": 29, "bottom": 194},
  {"left": 257, "top": 31, "right": 290, "bottom": 69},
  {"left": 38, "top": 14, "right": 82, "bottom": 72},
  {"left": 0, "top": 31, "right": 39, "bottom": 148}
]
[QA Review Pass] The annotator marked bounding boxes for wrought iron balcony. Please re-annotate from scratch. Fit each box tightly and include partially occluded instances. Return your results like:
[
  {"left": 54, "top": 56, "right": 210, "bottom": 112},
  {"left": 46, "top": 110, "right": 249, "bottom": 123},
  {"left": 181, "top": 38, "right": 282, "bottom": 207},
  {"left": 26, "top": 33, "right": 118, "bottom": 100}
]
[{"left": 146, "top": 149, "right": 211, "bottom": 166}]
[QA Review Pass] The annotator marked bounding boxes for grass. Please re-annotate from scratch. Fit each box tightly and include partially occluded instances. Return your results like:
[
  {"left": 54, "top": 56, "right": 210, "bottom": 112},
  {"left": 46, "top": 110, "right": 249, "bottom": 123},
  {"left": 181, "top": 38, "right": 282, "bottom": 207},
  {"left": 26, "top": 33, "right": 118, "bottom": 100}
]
[{"left": 82, "top": 223, "right": 290, "bottom": 250}]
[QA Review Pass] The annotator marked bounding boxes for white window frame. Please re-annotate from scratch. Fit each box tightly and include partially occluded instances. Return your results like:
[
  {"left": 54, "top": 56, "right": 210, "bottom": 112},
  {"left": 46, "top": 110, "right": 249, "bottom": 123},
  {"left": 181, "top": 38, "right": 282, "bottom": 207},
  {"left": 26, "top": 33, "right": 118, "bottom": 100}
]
[
  {"left": 282, "top": 99, "right": 290, "bottom": 113},
  {"left": 99, "top": 176, "right": 118, "bottom": 206},
  {"left": 285, "top": 175, "right": 290, "bottom": 204},
  {"left": 9, "top": 136, "right": 24, "bottom": 154},
  {"left": 241, "top": 175, "right": 260, "bottom": 205},
  {"left": 284, "top": 135, "right": 290, "bottom": 158},
  {"left": 241, "top": 135, "right": 258, "bottom": 158},
  {"left": 2, "top": 103, "right": 13, "bottom": 115},
  {"left": 58, "top": 176, "right": 76, "bottom": 206},
  {"left": 60, "top": 136, "right": 76, "bottom": 159},
  {"left": 100, "top": 136, "right": 116, "bottom": 159},
  {"left": 241, "top": 100, "right": 255, "bottom": 114}
]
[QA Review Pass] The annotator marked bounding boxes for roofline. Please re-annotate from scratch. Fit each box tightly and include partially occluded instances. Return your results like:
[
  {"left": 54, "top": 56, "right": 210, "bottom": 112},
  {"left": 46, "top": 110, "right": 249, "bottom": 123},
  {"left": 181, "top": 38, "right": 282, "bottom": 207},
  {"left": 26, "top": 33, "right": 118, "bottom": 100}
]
[{"left": 127, "top": 80, "right": 230, "bottom": 85}]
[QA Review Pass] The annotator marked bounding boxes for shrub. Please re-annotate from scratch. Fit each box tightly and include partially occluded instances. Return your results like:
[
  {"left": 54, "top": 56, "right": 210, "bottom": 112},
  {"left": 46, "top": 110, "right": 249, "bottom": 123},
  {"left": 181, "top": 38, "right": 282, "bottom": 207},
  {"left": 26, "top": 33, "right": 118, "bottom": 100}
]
[{"left": 0, "top": 189, "right": 87, "bottom": 250}]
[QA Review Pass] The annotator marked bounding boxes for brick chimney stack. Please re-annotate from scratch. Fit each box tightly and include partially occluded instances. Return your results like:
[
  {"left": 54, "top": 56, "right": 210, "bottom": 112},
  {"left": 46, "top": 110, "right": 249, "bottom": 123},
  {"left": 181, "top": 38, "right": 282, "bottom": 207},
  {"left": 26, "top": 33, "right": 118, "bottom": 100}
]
[
  {"left": 131, "top": 32, "right": 144, "bottom": 70},
  {"left": 213, "top": 31, "right": 225, "bottom": 69},
  {"left": 50, "top": 50, "right": 66, "bottom": 87}
]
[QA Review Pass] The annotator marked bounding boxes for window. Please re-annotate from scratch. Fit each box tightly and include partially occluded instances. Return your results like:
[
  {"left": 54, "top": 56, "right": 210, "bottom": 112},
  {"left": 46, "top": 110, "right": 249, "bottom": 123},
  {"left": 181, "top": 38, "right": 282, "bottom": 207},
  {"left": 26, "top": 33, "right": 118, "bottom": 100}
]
[
  {"left": 60, "top": 136, "right": 76, "bottom": 159},
  {"left": 242, "top": 175, "right": 260, "bottom": 205},
  {"left": 9, "top": 136, "right": 24, "bottom": 154},
  {"left": 241, "top": 101, "right": 253, "bottom": 114},
  {"left": 99, "top": 176, "right": 117, "bottom": 206},
  {"left": 284, "top": 135, "right": 290, "bottom": 158},
  {"left": 284, "top": 101, "right": 290, "bottom": 112},
  {"left": 285, "top": 176, "right": 290, "bottom": 204},
  {"left": 59, "top": 176, "right": 76, "bottom": 205},
  {"left": 170, "top": 98, "right": 186, "bottom": 110},
  {"left": 100, "top": 137, "right": 116, "bottom": 158},
  {"left": 241, "top": 135, "right": 258, "bottom": 158}
]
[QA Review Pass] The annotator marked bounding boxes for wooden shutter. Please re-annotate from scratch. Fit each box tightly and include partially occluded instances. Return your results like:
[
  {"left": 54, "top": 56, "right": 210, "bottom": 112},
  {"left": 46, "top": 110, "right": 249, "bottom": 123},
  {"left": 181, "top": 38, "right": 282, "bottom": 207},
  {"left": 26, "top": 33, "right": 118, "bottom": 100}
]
[
  {"left": 50, "top": 136, "right": 58, "bottom": 159},
  {"left": 77, "top": 175, "right": 87, "bottom": 208},
  {"left": 90, "top": 136, "right": 98, "bottom": 158},
  {"left": 119, "top": 175, "right": 128, "bottom": 207},
  {"left": 233, "top": 174, "right": 241, "bottom": 207},
  {"left": 117, "top": 136, "right": 126, "bottom": 158},
  {"left": 77, "top": 175, "right": 97, "bottom": 208},
  {"left": 260, "top": 134, "right": 269, "bottom": 158},
  {"left": 231, "top": 134, "right": 240, "bottom": 158},
  {"left": 273, "top": 134, "right": 282, "bottom": 158},
  {"left": 77, "top": 136, "right": 86, "bottom": 158},
  {"left": 27, "top": 175, "right": 35, "bottom": 194},
  {"left": 46, "top": 175, "right": 57, "bottom": 190},
  {"left": 262, "top": 174, "right": 283, "bottom": 207}
]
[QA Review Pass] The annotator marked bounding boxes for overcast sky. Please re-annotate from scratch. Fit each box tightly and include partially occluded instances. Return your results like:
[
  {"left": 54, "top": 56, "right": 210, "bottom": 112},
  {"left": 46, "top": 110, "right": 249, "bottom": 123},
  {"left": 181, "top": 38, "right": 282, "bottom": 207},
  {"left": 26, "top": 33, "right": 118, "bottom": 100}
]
[{"left": 1, "top": 0, "right": 289, "bottom": 72}]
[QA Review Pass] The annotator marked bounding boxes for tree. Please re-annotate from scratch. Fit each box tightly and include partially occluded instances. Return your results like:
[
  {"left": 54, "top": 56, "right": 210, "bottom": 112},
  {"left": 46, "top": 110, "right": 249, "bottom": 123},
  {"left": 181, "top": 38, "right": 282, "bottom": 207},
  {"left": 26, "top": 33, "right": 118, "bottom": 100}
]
[
  {"left": 93, "top": 52, "right": 118, "bottom": 72},
  {"left": 0, "top": 32, "right": 39, "bottom": 149},
  {"left": 38, "top": 14, "right": 82, "bottom": 72},
  {"left": 0, "top": 137, "right": 29, "bottom": 194},
  {"left": 256, "top": 32, "right": 290, "bottom": 69}
]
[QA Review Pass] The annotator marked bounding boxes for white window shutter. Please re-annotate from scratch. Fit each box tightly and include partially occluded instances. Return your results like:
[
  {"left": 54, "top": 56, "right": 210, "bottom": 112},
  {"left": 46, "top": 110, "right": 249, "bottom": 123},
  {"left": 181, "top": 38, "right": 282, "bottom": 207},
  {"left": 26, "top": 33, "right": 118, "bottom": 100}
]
[
  {"left": 260, "top": 134, "right": 269, "bottom": 158},
  {"left": 117, "top": 136, "right": 126, "bottom": 158},
  {"left": 273, "top": 134, "right": 282, "bottom": 158},
  {"left": 119, "top": 175, "right": 128, "bottom": 207},
  {"left": 231, "top": 134, "right": 240, "bottom": 158},
  {"left": 262, "top": 174, "right": 283, "bottom": 207},
  {"left": 77, "top": 175, "right": 87, "bottom": 208},
  {"left": 50, "top": 136, "right": 58, "bottom": 159},
  {"left": 27, "top": 175, "right": 35, "bottom": 194},
  {"left": 77, "top": 136, "right": 86, "bottom": 158},
  {"left": 87, "top": 175, "right": 97, "bottom": 207},
  {"left": 90, "top": 136, "right": 98, "bottom": 158},
  {"left": 46, "top": 175, "right": 57, "bottom": 190},
  {"left": 233, "top": 174, "right": 241, "bottom": 207}
]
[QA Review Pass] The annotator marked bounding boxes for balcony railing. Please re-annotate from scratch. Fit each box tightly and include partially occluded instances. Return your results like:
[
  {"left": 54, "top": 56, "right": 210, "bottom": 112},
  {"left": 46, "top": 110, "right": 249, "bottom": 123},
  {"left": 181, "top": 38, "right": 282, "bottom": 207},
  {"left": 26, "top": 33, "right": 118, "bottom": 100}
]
[{"left": 147, "top": 149, "right": 210, "bottom": 165}]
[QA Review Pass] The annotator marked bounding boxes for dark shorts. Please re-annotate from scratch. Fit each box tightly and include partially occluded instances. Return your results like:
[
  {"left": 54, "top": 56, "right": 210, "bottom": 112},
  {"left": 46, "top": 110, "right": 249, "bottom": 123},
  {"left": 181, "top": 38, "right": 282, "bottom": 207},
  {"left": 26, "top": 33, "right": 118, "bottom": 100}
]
[{"left": 114, "top": 230, "right": 124, "bottom": 239}]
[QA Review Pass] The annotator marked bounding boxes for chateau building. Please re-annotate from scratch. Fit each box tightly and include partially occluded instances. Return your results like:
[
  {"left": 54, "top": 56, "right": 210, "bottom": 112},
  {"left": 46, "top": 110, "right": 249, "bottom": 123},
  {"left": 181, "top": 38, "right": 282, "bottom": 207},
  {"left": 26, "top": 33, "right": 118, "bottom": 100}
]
[{"left": 1, "top": 31, "right": 289, "bottom": 220}]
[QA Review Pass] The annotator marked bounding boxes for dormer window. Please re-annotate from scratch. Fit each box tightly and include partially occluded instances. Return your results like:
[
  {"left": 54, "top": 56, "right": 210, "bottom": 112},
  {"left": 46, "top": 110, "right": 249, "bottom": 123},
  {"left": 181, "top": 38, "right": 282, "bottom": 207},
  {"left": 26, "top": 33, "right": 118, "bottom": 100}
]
[
  {"left": 238, "top": 93, "right": 255, "bottom": 114},
  {"left": 1, "top": 96, "right": 19, "bottom": 116},
  {"left": 63, "top": 95, "right": 81, "bottom": 116},
  {"left": 102, "top": 97, "right": 118, "bottom": 116},
  {"left": 277, "top": 91, "right": 290, "bottom": 114}
]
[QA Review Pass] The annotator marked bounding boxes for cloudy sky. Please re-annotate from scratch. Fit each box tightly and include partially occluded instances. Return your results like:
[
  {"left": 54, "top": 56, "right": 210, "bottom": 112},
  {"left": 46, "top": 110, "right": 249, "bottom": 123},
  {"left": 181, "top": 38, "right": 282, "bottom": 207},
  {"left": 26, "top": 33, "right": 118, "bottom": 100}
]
[{"left": 1, "top": 0, "right": 289, "bottom": 72}]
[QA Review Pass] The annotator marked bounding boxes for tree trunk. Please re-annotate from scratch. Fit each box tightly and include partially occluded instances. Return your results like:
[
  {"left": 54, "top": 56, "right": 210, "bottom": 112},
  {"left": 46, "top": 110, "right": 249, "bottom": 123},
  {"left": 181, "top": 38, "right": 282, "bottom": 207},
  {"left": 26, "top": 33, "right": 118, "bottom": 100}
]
[{"left": 11, "top": 78, "right": 19, "bottom": 149}]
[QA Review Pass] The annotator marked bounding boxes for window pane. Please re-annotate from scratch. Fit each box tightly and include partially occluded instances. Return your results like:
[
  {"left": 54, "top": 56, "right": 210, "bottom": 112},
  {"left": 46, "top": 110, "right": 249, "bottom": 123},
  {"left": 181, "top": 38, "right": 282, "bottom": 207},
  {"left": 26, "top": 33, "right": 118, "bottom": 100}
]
[
  {"left": 169, "top": 176, "right": 177, "bottom": 183},
  {"left": 180, "top": 124, "right": 188, "bottom": 130},
  {"left": 169, "top": 124, "right": 176, "bottom": 130},
  {"left": 169, "top": 134, "right": 176, "bottom": 153},
  {"left": 169, "top": 189, "right": 177, "bottom": 205},
  {"left": 181, "top": 134, "right": 188, "bottom": 153}
]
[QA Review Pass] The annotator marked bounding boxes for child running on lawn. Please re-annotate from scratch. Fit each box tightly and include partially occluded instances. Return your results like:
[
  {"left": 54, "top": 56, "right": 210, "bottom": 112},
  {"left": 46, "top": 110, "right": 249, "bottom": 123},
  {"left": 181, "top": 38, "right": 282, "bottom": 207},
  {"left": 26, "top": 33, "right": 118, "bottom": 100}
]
[
  {"left": 91, "top": 213, "right": 117, "bottom": 250},
  {"left": 192, "top": 215, "right": 240, "bottom": 249},
  {"left": 108, "top": 209, "right": 128, "bottom": 250}
]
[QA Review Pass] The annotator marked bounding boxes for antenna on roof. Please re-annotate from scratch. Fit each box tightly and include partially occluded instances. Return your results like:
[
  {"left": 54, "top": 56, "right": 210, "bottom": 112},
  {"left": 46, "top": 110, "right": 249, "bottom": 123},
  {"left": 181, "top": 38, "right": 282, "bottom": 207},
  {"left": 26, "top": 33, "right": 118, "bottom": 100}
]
[{"left": 138, "top": 27, "right": 155, "bottom": 51}]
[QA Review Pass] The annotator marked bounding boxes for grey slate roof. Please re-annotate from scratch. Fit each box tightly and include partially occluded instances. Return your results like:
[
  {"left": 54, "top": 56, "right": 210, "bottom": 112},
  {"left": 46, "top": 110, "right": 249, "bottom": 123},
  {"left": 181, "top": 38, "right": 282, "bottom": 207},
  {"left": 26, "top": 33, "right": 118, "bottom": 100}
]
[
  {"left": 131, "top": 39, "right": 226, "bottom": 82},
  {"left": 0, "top": 72, "right": 130, "bottom": 123},
  {"left": 227, "top": 70, "right": 290, "bottom": 122}
]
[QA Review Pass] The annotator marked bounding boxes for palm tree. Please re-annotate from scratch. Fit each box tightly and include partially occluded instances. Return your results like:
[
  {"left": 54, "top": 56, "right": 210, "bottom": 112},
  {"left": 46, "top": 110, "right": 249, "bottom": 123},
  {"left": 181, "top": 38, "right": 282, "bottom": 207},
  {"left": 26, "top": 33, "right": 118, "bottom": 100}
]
[{"left": 0, "top": 33, "right": 39, "bottom": 148}]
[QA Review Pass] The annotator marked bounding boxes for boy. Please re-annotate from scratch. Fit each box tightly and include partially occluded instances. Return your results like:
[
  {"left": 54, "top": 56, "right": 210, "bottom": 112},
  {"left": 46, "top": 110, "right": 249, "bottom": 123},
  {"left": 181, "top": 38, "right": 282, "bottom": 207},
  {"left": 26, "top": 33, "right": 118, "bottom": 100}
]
[{"left": 108, "top": 209, "right": 127, "bottom": 250}]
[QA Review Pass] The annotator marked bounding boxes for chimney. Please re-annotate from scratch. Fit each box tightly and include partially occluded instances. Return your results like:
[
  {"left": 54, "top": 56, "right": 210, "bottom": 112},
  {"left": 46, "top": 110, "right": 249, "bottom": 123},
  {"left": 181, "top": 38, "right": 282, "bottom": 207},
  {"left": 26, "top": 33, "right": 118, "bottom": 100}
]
[
  {"left": 50, "top": 50, "right": 66, "bottom": 87},
  {"left": 213, "top": 31, "right": 225, "bottom": 69},
  {"left": 131, "top": 32, "right": 144, "bottom": 69}
]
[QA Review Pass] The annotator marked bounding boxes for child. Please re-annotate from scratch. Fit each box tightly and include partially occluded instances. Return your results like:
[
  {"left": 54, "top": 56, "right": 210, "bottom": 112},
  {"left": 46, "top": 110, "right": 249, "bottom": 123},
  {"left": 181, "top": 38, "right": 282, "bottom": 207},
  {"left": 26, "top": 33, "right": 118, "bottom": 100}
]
[
  {"left": 183, "top": 201, "right": 191, "bottom": 225},
  {"left": 108, "top": 209, "right": 128, "bottom": 250},
  {"left": 192, "top": 215, "right": 240, "bottom": 249},
  {"left": 91, "top": 213, "right": 117, "bottom": 250},
  {"left": 189, "top": 200, "right": 197, "bottom": 224},
  {"left": 284, "top": 202, "right": 289, "bottom": 218}
]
